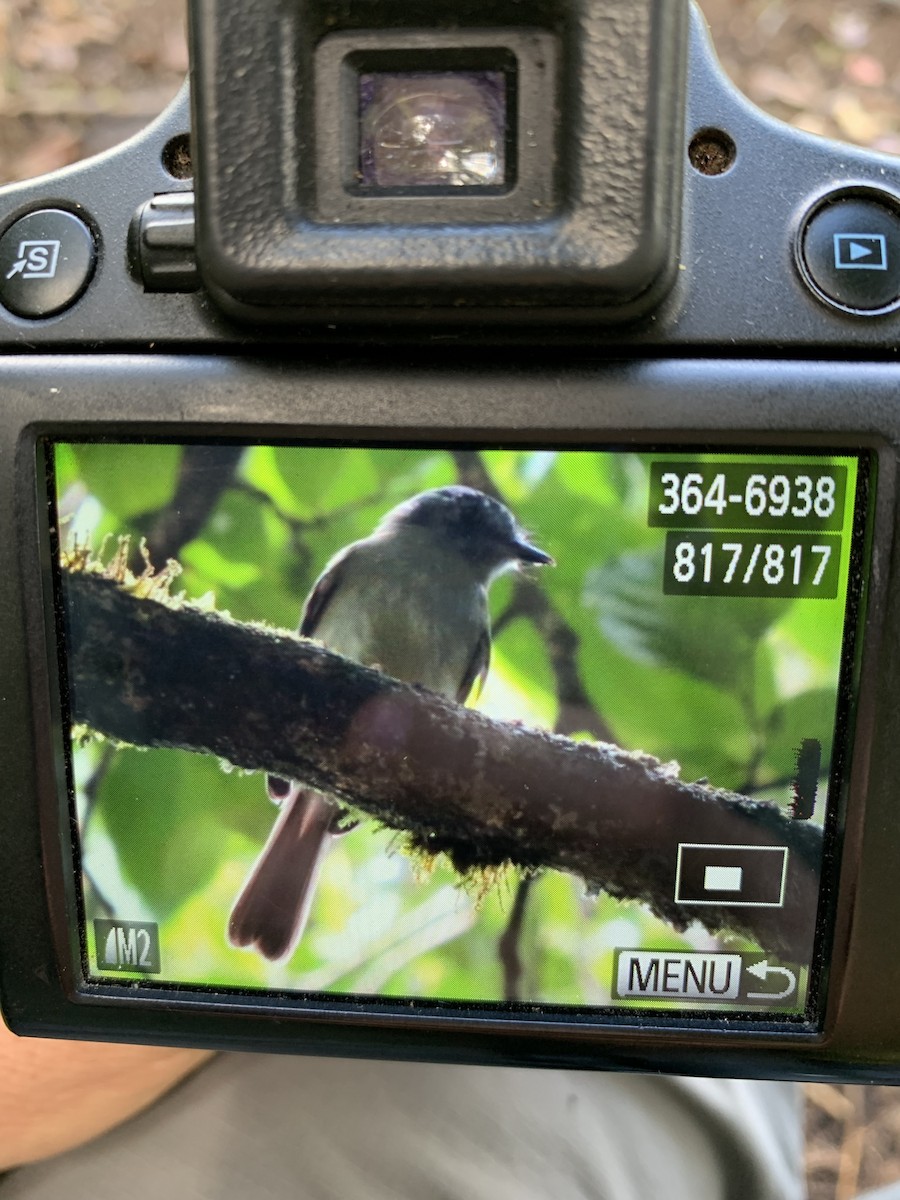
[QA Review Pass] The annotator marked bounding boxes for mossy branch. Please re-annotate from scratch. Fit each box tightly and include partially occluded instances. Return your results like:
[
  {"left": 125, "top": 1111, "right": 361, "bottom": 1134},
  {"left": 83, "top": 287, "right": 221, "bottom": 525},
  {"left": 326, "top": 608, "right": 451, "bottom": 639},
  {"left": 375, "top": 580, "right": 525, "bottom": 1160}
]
[{"left": 61, "top": 569, "right": 823, "bottom": 961}]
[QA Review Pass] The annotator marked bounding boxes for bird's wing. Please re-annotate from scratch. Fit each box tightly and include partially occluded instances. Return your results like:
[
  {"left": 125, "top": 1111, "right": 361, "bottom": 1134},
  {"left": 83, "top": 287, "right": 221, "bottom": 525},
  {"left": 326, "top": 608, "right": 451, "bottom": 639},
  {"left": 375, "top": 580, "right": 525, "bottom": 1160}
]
[
  {"left": 265, "top": 551, "right": 350, "bottom": 803},
  {"left": 457, "top": 626, "right": 491, "bottom": 706},
  {"left": 299, "top": 552, "right": 349, "bottom": 638}
]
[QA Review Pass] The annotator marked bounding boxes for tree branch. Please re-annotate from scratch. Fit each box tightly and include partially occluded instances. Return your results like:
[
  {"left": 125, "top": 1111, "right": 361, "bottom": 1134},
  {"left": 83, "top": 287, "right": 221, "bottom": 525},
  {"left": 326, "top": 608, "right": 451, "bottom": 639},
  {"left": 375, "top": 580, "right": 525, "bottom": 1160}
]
[
  {"left": 62, "top": 571, "right": 823, "bottom": 962},
  {"left": 136, "top": 445, "right": 245, "bottom": 567},
  {"left": 499, "top": 875, "right": 535, "bottom": 1001}
]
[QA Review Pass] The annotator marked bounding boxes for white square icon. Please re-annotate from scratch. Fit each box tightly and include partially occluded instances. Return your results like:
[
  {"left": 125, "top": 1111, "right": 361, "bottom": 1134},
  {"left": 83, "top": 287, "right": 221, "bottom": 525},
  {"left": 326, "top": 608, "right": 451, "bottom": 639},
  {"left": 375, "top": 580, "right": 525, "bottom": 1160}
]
[
  {"left": 703, "top": 865, "right": 743, "bottom": 892},
  {"left": 675, "top": 844, "right": 789, "bottom": 908}
]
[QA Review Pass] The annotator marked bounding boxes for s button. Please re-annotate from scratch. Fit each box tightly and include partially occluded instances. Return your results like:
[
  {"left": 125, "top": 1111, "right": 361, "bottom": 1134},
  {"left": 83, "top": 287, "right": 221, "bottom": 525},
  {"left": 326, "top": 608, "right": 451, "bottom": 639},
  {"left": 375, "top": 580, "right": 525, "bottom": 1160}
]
[{"left": 0, "top": 208, "right": 97, "bottom": 319}]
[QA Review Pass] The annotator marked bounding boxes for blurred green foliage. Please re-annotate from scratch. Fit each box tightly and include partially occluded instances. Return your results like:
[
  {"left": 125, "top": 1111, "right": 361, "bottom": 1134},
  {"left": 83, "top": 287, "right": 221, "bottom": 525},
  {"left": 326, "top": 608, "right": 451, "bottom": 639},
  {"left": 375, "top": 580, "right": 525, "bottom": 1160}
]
[{"left": 59, "top": 443, "right": 856, "bottom": 1008}]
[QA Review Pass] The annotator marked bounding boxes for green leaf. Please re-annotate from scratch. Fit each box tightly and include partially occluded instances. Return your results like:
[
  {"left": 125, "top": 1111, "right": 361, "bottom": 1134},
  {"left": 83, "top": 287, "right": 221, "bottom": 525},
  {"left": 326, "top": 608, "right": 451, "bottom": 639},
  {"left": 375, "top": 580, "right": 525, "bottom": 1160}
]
[
  {"left": 52, "top": 443, "right": 80, "bottom": 494},
  {"left": 481, "top": 450, "right": 553, "bottom": 505},
  {"left": 585, "top": 549, "right": 787, "bottom": 699},
  {"left": 771, "top": 596, "right": 847, "bottom": 685},
  {"left": 71, "top": 443, "right": 182, "bottom": 519},
  {"left": 485, "top": 617, "right": 558, "bottom": 727},
  {"left": 274, "top": 447, "right": 380, "bottom": 516},
  {"left": 572, "top": 619, "right": 753, "bottom": 788},
  {"left": 555, "top": 452, "right": 618, "bottom": 507},
  {"left": 95, "top": 748, "right": 266, "bottom": 918},
  {"left": 181, "top": 541, "right": 261, "bottom": 589},
  {"left": 241, "top": 446, "right": 309, "bottom": 518},
  {"left": 180, "top": 488, "right": 303, "bottom": 626}
]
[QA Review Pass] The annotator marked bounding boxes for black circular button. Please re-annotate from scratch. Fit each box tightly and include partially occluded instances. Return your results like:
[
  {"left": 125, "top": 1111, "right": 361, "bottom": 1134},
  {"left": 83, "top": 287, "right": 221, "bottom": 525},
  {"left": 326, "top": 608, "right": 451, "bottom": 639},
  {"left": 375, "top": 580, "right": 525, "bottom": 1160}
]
[
  {"left": 0, "top": 208, "right": 96, "bottom": 319},
  {"left": 800, "top": 193, "right": 900, "bottom": 314}
]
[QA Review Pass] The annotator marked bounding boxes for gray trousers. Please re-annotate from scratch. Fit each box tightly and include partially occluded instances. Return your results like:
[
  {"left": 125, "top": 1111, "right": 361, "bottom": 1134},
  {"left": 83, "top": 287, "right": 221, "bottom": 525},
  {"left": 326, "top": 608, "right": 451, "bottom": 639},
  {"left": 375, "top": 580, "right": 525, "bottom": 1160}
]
[{"left": 1, "top": 1054, "right": 805, "bottom": 1199}]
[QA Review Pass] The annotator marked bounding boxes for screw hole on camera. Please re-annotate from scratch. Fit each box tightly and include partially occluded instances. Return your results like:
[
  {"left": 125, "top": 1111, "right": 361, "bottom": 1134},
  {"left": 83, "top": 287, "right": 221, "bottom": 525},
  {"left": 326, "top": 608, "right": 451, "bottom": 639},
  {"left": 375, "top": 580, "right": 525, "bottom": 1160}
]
[
  {"left": 689, "top": 128, "right": 737, "bottom": 176},
  {"left": 161, "top": 134, "right": 193, "bottom": 181}
]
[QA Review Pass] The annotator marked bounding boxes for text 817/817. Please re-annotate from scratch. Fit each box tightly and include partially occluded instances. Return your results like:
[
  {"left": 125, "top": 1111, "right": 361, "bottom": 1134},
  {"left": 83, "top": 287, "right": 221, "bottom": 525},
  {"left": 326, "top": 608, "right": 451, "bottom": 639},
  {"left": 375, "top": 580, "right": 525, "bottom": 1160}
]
[{"left": 663, "top": 533, "right": 841, "bottom": 598}]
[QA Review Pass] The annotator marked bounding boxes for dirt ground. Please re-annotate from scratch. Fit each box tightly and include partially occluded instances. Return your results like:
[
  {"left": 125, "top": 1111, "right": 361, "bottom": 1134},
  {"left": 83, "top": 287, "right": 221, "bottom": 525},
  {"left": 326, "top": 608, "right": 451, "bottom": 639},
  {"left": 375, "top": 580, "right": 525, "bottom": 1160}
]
[
  {"left": 4, "top": 0, "right": 900, "bottom": 181},
  {"left": 3, "top": 2, "right": 900, "bottom": 1197},
  {"left": 0, "top": 0, "right": 187, "bottom": 182}
]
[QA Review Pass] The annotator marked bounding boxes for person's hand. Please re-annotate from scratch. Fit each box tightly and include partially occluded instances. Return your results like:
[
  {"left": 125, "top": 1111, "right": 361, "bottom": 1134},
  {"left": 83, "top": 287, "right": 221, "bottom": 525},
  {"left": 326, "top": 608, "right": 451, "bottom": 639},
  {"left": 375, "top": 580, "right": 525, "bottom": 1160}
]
[{"left": 0, "top": 1014, "right": 213, "bottom": 1170}]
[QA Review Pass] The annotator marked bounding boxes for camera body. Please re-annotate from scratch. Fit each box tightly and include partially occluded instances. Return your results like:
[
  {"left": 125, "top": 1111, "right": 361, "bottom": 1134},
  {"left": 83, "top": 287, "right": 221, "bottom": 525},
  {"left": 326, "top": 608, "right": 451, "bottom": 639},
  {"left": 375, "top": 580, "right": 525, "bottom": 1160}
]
[{"left": 2, "top": 0, "right": 900, "bottom": 1082}]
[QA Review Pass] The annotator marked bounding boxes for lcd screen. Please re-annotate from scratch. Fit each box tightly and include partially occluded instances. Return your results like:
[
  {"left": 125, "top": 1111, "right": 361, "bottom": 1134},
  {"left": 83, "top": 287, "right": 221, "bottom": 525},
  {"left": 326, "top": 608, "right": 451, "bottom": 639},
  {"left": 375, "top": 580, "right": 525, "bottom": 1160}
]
[{"left": 49, "top": 443, "right": 866, "bottom": 1020}]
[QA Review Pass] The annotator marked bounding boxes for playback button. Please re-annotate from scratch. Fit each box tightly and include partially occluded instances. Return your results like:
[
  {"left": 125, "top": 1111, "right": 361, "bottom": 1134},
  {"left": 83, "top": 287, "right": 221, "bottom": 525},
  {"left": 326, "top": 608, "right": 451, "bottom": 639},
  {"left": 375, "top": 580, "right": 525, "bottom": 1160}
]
[
  {"left": 0, "top": 208, "right": 97, "bottom": 319},
  {"left": 800, "top": 192, "right": 900, "bottom": 314}
]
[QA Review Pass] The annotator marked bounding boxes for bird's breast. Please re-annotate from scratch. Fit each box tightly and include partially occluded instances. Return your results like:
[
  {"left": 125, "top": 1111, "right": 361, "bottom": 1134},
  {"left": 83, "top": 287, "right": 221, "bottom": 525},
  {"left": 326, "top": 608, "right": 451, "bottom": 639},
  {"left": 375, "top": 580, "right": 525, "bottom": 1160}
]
[{"left": 312, "top": 545, "right": 487, "bottom": 701}]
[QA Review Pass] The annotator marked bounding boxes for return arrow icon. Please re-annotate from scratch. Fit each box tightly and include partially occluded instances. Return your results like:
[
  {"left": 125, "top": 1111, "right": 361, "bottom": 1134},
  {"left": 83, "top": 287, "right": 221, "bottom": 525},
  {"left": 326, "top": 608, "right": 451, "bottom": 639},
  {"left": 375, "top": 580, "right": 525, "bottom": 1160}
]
[{"left": 745, "top": 959, "right": 797, "bottom": 1002}]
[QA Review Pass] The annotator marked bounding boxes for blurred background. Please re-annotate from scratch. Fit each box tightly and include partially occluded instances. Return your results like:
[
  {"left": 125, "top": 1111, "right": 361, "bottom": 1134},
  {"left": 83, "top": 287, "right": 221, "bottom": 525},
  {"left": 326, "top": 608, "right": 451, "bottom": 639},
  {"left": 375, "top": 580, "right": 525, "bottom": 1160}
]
[
  {"left": 5, "top": 0, "right": 900, "bottom": 182},
  {"left": 3, "top": 2, "right": 900, "bottom": 1197}
]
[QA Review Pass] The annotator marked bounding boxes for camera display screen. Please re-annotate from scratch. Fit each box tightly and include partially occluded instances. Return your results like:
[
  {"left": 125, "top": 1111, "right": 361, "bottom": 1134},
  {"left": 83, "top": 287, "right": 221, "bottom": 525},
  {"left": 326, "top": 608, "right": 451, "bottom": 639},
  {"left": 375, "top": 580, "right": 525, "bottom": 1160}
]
[{"left": 49, "top": 442, "right": 866, "bottom": 1021}]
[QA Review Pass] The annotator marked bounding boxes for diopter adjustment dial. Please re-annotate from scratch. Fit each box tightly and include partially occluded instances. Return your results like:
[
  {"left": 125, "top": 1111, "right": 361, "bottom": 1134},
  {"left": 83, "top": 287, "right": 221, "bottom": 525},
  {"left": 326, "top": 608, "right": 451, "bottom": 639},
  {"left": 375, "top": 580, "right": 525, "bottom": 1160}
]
[{"left": 131, "top": 192, "right": 199, "bottom": 293}]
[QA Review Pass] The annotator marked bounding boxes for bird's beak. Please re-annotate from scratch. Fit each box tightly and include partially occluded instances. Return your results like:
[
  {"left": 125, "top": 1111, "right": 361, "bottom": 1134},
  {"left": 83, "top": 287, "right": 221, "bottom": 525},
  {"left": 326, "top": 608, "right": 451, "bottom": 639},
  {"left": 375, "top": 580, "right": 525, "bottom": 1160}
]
[{"left": 514, "top": 539, "right": 554, "bottom": 566}]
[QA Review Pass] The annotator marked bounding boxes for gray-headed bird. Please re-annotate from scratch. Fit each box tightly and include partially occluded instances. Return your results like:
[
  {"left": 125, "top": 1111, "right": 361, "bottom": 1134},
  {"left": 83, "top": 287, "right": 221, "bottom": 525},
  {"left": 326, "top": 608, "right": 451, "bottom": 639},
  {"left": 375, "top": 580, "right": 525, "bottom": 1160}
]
[{"left": 228, "top": 485, "right": 553, "bottom": 962}]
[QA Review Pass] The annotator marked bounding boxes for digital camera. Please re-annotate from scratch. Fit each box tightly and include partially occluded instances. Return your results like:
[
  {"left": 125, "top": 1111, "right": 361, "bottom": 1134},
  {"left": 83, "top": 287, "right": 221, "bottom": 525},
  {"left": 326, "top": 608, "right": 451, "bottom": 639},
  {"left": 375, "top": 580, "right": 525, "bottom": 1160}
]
[{"left": 1, "top": 0, "right": 899, "bottom": 1083}]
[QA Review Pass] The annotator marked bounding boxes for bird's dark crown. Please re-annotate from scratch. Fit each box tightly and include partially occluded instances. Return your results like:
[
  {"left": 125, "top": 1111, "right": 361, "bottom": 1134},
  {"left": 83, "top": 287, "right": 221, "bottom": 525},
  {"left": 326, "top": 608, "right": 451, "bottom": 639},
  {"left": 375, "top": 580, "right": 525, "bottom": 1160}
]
[{"left": 379, "top": 486, "right": 525, "bottom": 567}]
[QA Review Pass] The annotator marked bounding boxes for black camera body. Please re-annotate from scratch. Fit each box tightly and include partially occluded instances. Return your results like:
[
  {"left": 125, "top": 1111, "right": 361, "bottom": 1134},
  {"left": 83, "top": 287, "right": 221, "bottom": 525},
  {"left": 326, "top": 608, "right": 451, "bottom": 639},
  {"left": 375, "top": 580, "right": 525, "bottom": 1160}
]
[{"left": 2, "top": 0, "right": 900, "bottom": 1083}]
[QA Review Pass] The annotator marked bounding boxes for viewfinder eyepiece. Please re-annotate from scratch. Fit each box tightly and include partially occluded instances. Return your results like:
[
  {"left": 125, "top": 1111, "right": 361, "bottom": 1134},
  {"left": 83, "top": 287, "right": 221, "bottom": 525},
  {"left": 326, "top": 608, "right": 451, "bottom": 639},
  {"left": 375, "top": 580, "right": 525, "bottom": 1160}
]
[
  {"left": 358, "top": 70, "right": 508, "bottom": 191},
  {"left": 189, "top": 0, "right": 688, "bottom": 323}
]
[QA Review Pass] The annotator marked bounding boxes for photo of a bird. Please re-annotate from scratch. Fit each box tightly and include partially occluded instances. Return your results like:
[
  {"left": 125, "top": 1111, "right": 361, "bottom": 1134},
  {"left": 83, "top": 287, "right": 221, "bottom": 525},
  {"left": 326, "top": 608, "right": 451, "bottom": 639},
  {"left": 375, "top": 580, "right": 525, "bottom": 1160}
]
[{"left": 228, "top": 485, "right": 553, "bottom": 962}]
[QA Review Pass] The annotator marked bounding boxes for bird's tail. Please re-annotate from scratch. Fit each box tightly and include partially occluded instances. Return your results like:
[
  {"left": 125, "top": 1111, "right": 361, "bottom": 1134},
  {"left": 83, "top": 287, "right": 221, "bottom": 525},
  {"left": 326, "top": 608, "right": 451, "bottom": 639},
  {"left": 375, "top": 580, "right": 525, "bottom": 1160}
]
[{"left": 228, "top": 787, "right": 335, "bottom": 962}]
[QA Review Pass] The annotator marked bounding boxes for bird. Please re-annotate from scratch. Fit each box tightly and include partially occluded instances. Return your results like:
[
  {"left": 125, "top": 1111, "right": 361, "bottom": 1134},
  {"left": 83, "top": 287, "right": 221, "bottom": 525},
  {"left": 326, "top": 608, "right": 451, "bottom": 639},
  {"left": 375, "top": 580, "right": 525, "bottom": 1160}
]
[{"left": 227, "top": 484, "right": 553, "bottom": 962}]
